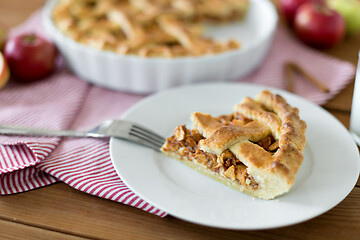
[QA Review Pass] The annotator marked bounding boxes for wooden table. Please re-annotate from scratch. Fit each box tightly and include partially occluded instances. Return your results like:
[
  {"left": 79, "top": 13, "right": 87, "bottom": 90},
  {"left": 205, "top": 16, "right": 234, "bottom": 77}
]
[{"left": 0, "top": 1, "right": 359, "bottom": 239}]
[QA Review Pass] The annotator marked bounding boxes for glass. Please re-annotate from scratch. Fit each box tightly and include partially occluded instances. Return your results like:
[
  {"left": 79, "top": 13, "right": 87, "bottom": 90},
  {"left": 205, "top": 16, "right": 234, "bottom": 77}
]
[{"left": 350, "top": 51, "right": 360, "bottom": 146}]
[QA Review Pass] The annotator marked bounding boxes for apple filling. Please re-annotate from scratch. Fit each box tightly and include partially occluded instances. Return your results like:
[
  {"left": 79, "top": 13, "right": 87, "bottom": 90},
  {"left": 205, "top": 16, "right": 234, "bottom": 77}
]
[{"left": 162, "top": 124, "right": 260, "bottom": 189}]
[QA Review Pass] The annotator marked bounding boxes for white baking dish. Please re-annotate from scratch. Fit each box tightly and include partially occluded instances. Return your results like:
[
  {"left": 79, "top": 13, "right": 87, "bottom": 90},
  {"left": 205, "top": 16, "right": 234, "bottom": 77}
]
[{"left": 42, "top": 0, "right": 278, "bottom": 93}]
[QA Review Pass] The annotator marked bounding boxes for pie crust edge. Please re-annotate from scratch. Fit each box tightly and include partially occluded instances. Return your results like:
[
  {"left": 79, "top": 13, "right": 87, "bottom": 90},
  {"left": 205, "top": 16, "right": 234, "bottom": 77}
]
[{"left": 161, "top": 90, "right": 306, "bottom": 200}]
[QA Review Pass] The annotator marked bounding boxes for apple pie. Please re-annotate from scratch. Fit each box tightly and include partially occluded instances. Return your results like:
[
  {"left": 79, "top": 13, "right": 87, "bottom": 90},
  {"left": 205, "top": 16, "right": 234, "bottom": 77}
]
[
  {"left": 161, "top": 90, "right": 306, "bottom": 199},
  {"left": 52, "top": 0, "right": 249, "bottom": 57}
]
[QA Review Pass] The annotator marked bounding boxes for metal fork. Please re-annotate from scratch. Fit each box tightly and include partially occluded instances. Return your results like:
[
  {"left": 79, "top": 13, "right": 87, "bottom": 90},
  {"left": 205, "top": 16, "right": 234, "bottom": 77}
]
[{"left": 0, "top": 119, "right": 166, "bottom": 152}]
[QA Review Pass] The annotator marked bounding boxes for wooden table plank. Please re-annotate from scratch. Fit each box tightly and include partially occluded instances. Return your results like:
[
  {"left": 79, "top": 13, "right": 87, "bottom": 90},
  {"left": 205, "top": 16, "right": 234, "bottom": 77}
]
[
  {"left": 0, "top": 183, "right": 359, "bottom": 240},
  {"left": 324, "top": 34, "right": 360, "bottom": 65},
  {"left": 0, "top": 218, "right": 87, "bottom": 240},
  {"left": 0, "top": 0, "right": 359, "bottom": 239},
  {"left": 328, "top": 109, "right": 351, "bottom": 128},
  {"left": 0, "top": 0, "right": 45, "bottom": 28},
  {"left": 323, "top": 81, "right": 355, "bottom": 112},
  {"left": 263, "top": 188, "right": 360, "bottom": 240}
]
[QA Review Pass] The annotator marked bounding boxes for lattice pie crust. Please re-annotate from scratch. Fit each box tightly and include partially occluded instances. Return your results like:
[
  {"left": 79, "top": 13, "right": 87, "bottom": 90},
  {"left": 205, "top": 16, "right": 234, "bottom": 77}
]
[
  {"left": 52, "top": 0, "right": 249, "bottom": 57},
  {"left": 161, "top": 90, "right": 307, "bottom": 199}
]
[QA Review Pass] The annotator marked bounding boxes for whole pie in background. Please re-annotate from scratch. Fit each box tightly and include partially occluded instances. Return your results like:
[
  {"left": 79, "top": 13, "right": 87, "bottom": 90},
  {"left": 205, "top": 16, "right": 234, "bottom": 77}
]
[
  {"left": 161, "top": 90, "right": 307, "bottom": 200},
  {"left": 52, "top": 0, "right": 250, "bottom": 57}
]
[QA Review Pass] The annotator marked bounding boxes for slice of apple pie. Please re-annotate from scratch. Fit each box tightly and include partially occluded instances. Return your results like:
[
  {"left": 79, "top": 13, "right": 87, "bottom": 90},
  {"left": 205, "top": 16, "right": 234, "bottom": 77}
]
[{"left": 161, "top": 90, "right": 306, "bottom": 199}]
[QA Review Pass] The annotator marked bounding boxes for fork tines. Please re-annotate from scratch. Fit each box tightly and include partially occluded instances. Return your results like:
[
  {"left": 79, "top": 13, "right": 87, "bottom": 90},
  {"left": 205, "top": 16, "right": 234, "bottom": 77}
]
[{"left": 129, "top": 125, "right": 166, "bottom": 151}]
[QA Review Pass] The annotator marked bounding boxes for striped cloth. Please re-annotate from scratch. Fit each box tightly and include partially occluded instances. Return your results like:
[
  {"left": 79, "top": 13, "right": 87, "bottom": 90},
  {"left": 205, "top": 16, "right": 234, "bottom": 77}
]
[
  {"left": 0, "top": 65, "right": 167, "bottom": 216},
  {"left": 0, "top": 11, "right": 355, "bottom": 218},
  {"left": 242, "top": 25, "right": 356, "bottom": 104}
]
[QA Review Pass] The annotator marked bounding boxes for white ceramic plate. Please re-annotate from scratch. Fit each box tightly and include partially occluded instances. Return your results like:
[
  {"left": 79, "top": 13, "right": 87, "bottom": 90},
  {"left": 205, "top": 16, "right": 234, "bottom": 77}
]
[{"left": 110, "top": 83, "right": 360, "bottom": 230}]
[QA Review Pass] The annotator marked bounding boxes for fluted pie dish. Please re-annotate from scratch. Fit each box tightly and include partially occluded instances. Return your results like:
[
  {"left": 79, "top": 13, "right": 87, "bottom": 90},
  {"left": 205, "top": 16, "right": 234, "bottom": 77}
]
[{"left": 42, "top": 0, "right": 278, "bottom": 93}]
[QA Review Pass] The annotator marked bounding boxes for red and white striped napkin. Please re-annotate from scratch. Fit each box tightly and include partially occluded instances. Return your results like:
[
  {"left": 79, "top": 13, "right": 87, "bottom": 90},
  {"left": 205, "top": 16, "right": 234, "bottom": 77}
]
[
  {"left": 241, "top": 25, "right": 355, "bottom": 103},
  {"left": 0, "top": 11, "right": 355, "bottom": 217}
]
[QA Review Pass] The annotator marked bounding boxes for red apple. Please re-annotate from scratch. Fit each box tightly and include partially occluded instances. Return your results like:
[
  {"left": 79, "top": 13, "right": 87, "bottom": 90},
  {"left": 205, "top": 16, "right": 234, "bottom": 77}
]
[
  {"left": 0, "top": 24, "right": 7, "bottom": 51},
  {"left": 279, "top": 0, "right": 309, "bottom": 25},
  {"left": 0, "top": 52, "right": 10, "bottom": 89},
  {"left": 327, "top": 0, "right": 360, "bottom": 35},
  {"left": 294, "top": 2, "right": 346, "bottom": 49},
  {"left": 4, "top": 33, "right": 57, "bottom": 83}
]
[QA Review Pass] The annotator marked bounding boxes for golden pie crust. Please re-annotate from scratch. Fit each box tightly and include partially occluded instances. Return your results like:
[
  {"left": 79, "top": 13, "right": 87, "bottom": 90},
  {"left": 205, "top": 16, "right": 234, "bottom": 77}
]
[
  {"left": 52, "top": 0, "right": 249, "bottom": 57},
  {"left": 161, "top": 90, "right": 306, "bottom": 199}
]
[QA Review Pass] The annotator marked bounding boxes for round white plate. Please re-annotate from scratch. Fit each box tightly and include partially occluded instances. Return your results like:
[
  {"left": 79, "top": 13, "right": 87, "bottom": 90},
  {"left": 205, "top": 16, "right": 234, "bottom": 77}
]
[{"left": 110, "top": 83, "right": 360, "bottom": 230}]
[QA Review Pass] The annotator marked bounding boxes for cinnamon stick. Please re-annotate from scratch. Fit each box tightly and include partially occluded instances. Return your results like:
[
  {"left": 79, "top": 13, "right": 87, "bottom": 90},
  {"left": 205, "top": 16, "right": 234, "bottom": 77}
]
[
  {"left": 285, "top": 62, "right": 295, "bottom": 93},
  {"left": 284, "top": 62, "right": 330, "bottom": 93}
]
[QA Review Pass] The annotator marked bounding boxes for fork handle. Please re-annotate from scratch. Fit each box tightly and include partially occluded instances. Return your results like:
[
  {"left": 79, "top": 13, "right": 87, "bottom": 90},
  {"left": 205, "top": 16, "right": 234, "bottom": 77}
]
[{"left": 0, "top": 124, "right": 106, "bottom": 138}]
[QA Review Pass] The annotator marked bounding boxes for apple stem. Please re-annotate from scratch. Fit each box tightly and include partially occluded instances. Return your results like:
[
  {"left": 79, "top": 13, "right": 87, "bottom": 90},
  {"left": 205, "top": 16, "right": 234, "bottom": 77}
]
[
  {"left": 22, "top": 33, "right": 37, "bottom": 44},
  {"left": 313, "top": 1, "right": 331, "bottom": 15},
  {"left": 311, "top": 0, "right": 325, "bottom": 5}
]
